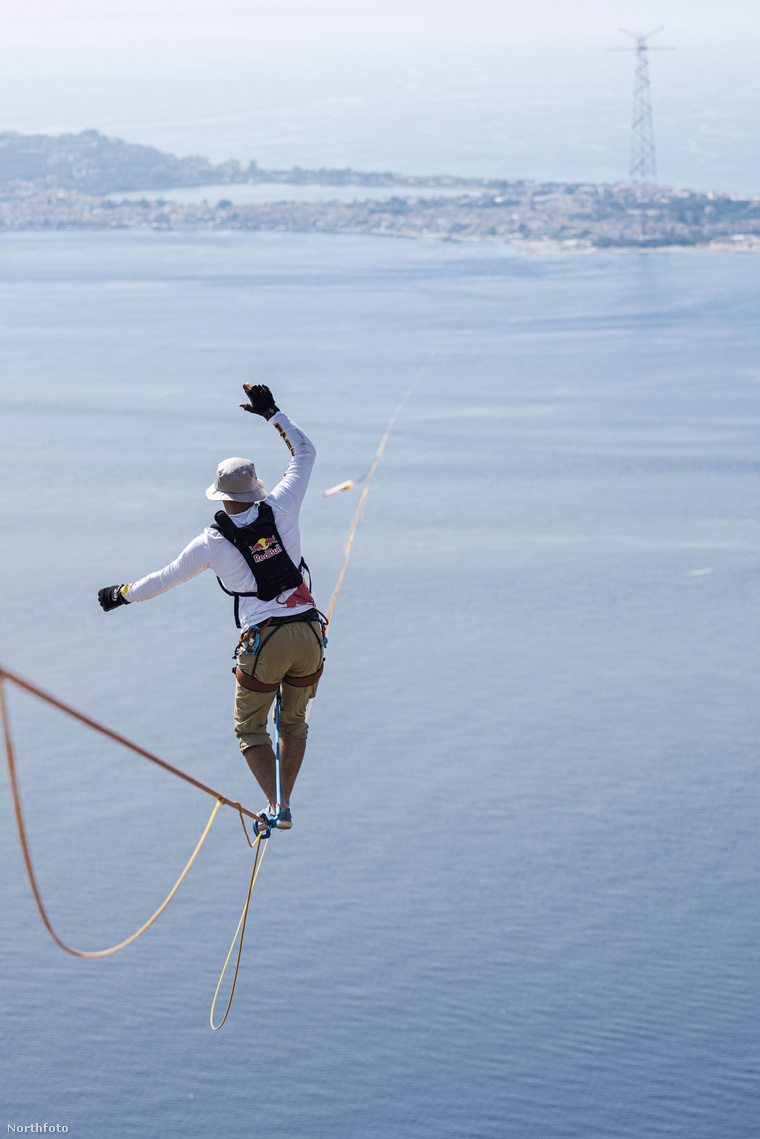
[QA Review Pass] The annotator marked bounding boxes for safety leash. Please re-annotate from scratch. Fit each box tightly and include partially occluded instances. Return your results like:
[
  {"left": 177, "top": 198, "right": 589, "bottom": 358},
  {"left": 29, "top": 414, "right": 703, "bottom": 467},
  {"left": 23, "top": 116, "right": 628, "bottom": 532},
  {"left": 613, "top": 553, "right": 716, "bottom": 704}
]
[{"left": 274, "top": 688, "right": 283, "bottom": 816}]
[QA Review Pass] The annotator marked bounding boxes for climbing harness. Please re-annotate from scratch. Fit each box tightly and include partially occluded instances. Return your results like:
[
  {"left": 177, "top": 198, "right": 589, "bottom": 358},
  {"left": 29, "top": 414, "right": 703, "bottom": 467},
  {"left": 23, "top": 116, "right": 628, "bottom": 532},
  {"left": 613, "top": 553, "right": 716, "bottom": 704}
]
[
  {"left": 2, "top": 350, "right": 435, "bottom": 1026},
  {"left": 234, "top": 609, "right": 327, "bottom": 693}
]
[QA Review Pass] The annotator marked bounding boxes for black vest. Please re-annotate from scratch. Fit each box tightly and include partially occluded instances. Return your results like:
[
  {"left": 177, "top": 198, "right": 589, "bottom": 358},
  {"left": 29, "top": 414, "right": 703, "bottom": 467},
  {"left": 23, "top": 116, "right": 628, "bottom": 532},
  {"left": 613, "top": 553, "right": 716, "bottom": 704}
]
[{"left": 211, "top": 501, "right": 304, "bottom": 606}]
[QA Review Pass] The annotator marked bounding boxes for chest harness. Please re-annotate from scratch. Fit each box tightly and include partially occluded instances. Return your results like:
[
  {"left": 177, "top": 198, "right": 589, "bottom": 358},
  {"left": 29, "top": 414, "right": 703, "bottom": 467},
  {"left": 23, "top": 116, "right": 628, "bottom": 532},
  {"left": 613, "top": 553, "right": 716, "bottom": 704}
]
[{"left": 211, "top": 502, "right": 326, "bottom": 693}]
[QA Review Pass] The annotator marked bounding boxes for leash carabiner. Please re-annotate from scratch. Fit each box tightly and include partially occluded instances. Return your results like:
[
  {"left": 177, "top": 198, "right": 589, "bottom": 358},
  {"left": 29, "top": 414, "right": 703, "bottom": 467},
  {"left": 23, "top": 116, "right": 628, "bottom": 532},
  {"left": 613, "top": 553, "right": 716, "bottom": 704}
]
[{"left": 238, "top": 625, "right": 261, "bottom": 657}]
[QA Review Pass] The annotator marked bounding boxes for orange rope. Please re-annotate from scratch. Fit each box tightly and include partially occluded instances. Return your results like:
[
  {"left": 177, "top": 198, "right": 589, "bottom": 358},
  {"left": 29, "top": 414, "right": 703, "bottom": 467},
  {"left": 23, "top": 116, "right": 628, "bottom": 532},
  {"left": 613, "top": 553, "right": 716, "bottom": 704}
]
[
  {"left": 0, "top": 674, "right": 221, "bottom": 957},
  {"left": 234, "top": 801, "right": 257, "bottom": 847},
  {"left": 0, "top": 665, "right": 266, "bottom": 825},
  {"left": 0, "top": 669, "right": 274, "bottom": 1024}
]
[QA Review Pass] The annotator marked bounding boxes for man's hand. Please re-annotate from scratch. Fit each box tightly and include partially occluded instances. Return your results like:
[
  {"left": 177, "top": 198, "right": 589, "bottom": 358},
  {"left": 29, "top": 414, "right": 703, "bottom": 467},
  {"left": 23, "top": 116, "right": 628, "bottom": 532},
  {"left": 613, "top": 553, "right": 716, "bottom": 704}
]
[
  {"left": 240, "top": 383, "right": 279, "bottom": 420},
  {"left": 98, "top": 585, "right": 130, "bottom": 612}
]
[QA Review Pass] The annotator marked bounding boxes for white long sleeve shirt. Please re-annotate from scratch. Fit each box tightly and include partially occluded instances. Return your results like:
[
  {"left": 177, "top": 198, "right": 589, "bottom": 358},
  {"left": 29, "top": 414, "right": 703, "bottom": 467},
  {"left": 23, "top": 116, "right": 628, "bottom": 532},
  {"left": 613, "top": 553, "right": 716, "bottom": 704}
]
[{"left": 124, "top": 411, "right": 316, "bottom": 627}]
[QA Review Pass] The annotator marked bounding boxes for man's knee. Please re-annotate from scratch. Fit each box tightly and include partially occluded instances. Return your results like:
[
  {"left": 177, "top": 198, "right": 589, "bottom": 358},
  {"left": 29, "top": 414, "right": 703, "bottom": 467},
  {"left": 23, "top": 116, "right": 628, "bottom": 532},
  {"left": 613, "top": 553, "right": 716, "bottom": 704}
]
[
  {"left": 234, "top": 680, "right": 276, "bottom": 752},
  {"left": 278, "top": 719, "right": 309, "bottom": 741},
  {"left": 236, "top": 726, "right": 273, "bottom": 752},
  {"left": 278, "top": 676, "right": 319, "bottom": 740}
]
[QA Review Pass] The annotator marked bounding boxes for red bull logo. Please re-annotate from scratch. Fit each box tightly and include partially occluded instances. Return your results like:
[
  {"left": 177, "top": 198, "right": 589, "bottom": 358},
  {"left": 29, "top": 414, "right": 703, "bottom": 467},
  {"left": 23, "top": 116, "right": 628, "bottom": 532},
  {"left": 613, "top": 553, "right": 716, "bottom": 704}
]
[
  {"left": 249, "top": 535, "right": 282, "bottom": 563},
  {"left": 250, "top": 537, "right": 278, "bottom": 553}
]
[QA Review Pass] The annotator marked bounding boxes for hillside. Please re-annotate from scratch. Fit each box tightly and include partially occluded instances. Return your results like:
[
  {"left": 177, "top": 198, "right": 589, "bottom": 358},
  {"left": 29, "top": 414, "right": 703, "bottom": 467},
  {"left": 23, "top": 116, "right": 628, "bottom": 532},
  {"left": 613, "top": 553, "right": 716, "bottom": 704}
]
[
  {"left": 0, "top": 129, "right": 464, "bottom": 193},
  {"left": 0, "top": 129, "right": 247, "bottom": 193}
]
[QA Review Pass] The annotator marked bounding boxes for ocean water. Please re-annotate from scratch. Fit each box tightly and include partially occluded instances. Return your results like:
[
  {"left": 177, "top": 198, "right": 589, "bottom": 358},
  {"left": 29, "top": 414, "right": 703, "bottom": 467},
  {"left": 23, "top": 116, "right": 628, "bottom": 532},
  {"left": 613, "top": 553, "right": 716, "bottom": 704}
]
[{"left": 0, "top": 231, "right": 759, "bottom": 1138}]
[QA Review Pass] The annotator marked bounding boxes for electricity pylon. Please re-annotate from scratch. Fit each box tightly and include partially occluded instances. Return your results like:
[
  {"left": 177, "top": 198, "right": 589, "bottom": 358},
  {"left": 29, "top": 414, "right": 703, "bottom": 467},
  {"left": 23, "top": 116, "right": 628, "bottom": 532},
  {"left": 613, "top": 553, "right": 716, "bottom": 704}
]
[{"left": 610, "top": 28, "right": 674, "bottom": 185}]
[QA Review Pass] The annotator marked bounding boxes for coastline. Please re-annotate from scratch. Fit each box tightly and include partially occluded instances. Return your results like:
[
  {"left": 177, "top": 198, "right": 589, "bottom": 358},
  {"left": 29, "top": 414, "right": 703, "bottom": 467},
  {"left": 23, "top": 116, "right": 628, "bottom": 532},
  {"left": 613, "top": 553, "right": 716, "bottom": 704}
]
[
  {"left": 2, "top": 131, "right": 759, "bottom": 254},
  {"left": 349, "top": 229, "right": 760, "bottom": 255},
  {"left": 2, "top": 221, "right": 759, "bottom": 255},
  {"left": 3, "top": 191, "right": 759, "bottom": 254}
]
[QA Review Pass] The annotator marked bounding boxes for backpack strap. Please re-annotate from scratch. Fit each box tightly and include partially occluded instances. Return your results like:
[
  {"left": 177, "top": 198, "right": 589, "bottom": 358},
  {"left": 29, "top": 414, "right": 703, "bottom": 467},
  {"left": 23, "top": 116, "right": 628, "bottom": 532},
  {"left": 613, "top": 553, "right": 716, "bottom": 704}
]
[
  {"left": 211, "top": 512, "right": 260, "bottom": 628},
  {"left": 211, "top": 510, "right": 240, "bottom": 541},
  {"left": 215, "top": 576, "right": 257, "bottom": 629}
]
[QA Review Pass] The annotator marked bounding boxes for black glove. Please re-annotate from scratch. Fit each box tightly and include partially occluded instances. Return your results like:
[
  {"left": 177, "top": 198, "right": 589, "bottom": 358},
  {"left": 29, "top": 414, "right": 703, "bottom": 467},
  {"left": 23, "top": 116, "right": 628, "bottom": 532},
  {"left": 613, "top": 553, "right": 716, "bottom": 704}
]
[
  {"left": 98, "top": 585, "right": 130, "bottom": 612},
  {"left": 240, "top": 383, "right": 279, "bottom": 420}
]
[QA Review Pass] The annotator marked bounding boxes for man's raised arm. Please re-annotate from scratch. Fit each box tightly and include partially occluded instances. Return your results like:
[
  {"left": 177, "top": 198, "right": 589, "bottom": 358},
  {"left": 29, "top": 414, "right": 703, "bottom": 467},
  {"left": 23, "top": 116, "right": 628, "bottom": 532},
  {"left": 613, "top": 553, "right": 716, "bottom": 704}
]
[
  {"left": 241, "top": 383, "right": 316, "bottom": 512},
  {"left": 97, "top": 383, "right": 313, "bottom": 612}
]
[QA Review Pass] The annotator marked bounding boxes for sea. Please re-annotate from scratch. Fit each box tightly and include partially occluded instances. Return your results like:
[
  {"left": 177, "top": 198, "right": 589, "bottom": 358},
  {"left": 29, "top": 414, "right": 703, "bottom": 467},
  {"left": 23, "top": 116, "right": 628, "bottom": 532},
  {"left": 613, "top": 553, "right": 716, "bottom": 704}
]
[{"left": 0, "top": 230, "right": 759, "bottom": 1138}]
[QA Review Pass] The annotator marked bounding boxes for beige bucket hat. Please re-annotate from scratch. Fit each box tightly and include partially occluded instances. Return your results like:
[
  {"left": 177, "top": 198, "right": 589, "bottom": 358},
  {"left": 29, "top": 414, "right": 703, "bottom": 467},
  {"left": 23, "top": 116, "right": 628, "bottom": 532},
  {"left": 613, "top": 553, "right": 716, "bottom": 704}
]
[{"left": 206, "top": 457, "right": 267, "bottom": 502}]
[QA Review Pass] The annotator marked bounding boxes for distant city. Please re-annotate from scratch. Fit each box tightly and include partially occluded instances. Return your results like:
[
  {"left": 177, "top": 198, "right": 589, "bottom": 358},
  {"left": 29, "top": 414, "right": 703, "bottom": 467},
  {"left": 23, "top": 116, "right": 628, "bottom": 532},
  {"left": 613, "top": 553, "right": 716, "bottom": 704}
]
[{"left": 1, "top": 130, "right": 759, "bottom": 252}]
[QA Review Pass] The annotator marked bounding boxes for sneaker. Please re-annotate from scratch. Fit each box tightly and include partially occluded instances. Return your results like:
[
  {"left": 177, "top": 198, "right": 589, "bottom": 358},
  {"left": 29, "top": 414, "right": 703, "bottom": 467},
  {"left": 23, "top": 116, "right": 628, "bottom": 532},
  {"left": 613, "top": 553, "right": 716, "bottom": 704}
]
[{"left": 276, "top": 805, "right": 292, "bottom": 830}]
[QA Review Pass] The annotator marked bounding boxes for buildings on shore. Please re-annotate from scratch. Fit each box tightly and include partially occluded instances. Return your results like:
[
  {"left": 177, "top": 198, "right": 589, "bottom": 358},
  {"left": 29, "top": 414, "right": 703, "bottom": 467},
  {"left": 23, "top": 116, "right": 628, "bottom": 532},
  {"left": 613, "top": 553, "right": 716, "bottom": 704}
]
[
  {"left": 1, "top": 131, "right": 758, "bottom": 250},
  {"left": 1, "top": 181, "right": 759, "bottom": 251}
]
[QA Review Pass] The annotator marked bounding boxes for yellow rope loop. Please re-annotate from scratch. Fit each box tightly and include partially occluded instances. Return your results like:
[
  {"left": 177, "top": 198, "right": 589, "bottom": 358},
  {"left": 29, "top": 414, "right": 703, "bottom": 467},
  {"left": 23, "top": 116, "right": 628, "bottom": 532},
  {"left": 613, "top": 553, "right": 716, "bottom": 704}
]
[
  {"left": 0, "top": 673, "right": 222, "bottom": 957},
  {"left": 56, "top": 800, "right": 221, "bottom": 958},
  {"left": 210, "top": 833, "right": 269, "bottom": 1030},
  {"left": 233, "top": 800, "right": 268, "bottom": 848}
]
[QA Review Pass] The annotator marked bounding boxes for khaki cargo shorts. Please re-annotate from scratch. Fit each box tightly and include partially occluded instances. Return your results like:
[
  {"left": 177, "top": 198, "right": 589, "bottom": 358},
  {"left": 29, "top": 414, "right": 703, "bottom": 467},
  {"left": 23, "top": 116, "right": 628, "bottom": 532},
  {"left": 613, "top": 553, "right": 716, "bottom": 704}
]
[{"left": 233, "top": 619, "right": 324, "bottom": 750}]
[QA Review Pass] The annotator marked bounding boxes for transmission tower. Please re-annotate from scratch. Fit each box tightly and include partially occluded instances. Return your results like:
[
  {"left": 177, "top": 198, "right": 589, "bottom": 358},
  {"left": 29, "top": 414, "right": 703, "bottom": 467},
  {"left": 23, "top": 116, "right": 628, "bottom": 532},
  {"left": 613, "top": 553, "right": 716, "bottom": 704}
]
[{"left": 610, "top": 28, "right": 674, "bottom": 185}]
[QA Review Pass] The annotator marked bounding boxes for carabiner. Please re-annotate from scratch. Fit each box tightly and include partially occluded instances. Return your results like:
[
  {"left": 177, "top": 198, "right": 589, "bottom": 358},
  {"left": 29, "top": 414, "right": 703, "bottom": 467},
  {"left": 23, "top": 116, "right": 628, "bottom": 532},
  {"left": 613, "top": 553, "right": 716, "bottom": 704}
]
[{"left": 239, "top": 625, "right": 261, "bottom": 656}]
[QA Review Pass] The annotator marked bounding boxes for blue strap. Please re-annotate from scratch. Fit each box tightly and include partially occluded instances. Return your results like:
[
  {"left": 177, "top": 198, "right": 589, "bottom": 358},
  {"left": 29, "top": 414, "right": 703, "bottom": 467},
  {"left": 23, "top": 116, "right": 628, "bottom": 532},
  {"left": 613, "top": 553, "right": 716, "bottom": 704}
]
[{"left": 274, "top": 687, "right": 283, "bottom": 815}]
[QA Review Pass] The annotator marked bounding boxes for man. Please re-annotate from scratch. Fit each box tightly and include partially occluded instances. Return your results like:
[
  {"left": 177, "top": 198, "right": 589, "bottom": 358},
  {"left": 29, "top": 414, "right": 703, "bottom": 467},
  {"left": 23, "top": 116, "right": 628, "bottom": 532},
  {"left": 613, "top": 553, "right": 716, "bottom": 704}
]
[{"left": 97, "top": 384, "right": 324, "bottom": 833}]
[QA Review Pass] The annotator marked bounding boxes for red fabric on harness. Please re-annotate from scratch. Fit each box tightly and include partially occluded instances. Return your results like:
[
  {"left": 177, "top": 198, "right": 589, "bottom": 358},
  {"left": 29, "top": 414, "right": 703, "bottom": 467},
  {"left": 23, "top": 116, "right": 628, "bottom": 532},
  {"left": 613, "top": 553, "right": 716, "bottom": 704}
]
[{"left": 278, "top": 581, "right": 316, "bottom": 609}]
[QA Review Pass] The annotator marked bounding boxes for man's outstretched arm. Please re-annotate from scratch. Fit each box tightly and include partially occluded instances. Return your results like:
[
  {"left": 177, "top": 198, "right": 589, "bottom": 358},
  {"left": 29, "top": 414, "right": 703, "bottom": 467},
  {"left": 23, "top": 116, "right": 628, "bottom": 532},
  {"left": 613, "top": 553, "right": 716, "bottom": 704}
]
[
  {"left": 98, "top": 534, "right": 212, "bottom": 610},
  {"left": 241, "top": 383, "right": 316, "bottom": 512}
]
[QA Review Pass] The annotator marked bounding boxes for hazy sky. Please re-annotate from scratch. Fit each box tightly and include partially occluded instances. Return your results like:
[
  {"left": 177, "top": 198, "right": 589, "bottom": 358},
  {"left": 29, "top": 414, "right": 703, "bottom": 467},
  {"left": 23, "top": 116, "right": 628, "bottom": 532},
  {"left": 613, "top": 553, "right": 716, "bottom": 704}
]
[
  {"left": 0, "top": 0, "right": 757, "bottom": 189},
  {"left": 2, "top": 0, "right": 759, "bottom": 41}
]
